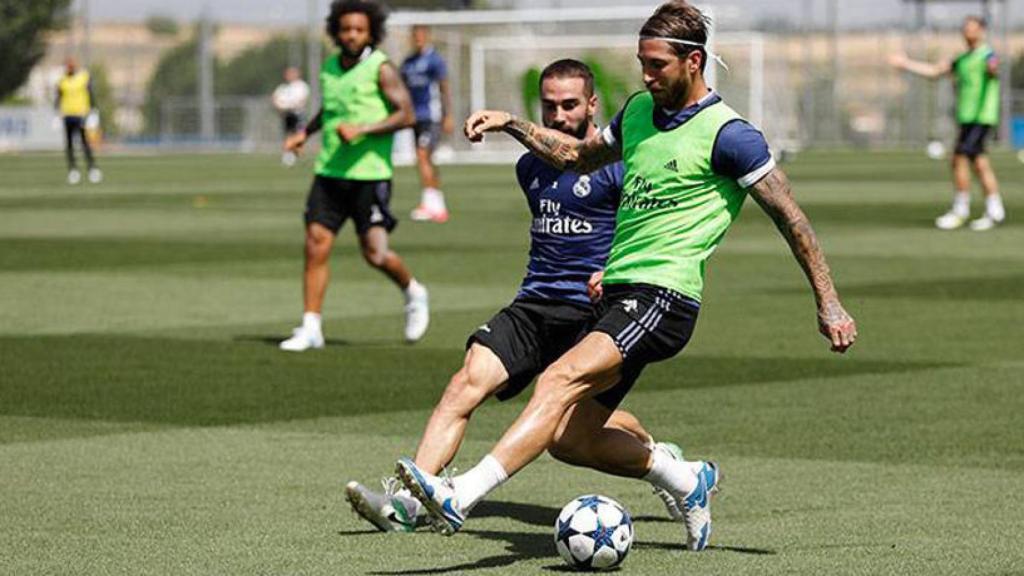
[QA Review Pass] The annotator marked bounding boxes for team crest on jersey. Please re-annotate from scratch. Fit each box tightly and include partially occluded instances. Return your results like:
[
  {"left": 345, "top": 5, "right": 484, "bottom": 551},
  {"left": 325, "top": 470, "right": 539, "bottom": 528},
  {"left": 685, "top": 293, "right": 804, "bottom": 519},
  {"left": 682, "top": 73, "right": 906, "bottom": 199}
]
[{"left": 572, "top": 175, "right": 592, "bottom": 198}]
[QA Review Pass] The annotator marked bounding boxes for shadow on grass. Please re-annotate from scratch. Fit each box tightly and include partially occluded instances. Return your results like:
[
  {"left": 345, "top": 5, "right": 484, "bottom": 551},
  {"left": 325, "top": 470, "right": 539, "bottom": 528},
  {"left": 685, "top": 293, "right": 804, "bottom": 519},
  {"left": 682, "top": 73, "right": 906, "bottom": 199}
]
[
  {"left": 233, "top": 334, "right": 352, "bottom": 347},
  {"left": 836, "top": 274, "right": 1024, "bottom": 302},
  {"left": 0, "top": 334, "right": 956, "bottom": 425}
]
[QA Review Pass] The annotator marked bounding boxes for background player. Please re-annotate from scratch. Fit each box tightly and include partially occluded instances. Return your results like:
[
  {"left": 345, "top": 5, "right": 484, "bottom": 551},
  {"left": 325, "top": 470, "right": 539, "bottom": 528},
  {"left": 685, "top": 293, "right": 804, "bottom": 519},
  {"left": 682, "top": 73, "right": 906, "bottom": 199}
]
[
  {"left": 279, "top": 0, "right": 429, "bottom": 351},
  {"left": 890, "top": 16, "right": 1005, "bottom": 231},
  {"left": 401, "top": 25, "right": 453, "bottom": 223},
  {"left": 55, "top": 57, "right": 101, "bottom": 185},
  {"left": 345, "top": 59, "right": 694, "bottom": 532},
  {"left": 271, "top": 66, "right": 310, "bottom": 167},
  {"left": 401, "top": 0, "right": 856, "bottom": 551}
]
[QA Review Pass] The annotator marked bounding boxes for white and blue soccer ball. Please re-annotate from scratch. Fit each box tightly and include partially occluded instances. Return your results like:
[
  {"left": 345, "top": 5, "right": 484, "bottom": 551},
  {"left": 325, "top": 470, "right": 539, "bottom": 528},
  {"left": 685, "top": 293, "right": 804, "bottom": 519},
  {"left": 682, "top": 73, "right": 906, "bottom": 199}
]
[{"left": 554, "top": 494, "right": 634, "bottom": 571}]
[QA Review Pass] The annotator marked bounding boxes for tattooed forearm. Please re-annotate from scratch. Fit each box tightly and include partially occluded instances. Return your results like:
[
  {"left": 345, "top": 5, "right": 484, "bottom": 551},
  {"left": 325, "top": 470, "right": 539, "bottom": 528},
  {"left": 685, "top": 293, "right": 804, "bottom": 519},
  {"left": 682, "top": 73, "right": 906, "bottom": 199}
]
[
  {"left": 750, "top": 168, "right": 838, "bottom": 305},
  {"left": 504, "top": 117, "right": 577, "bottom": 168},
  {"left": 503, "top": 117, "right": 619, "bottom": 173}
]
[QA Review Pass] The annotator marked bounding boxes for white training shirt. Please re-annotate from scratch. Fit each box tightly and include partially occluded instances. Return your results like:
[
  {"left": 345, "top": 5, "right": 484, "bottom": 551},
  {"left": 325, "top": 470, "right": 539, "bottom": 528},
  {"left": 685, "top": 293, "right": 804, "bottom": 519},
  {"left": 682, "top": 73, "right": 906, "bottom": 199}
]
[{"left": 272, "top": 79, "right": 310, "bottom": 113}]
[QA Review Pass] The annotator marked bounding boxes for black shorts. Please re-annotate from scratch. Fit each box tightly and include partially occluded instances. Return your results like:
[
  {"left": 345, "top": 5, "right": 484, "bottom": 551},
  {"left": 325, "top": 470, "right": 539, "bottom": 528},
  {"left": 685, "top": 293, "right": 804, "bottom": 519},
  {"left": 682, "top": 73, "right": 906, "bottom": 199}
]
[
  {"left": 954, "top": 123, "right": 992, "bottom": 159},
  {"left": 413, "top": 120, "right": 442, "bottom": 151},
  {"left": 282, "top": 111, "right": 303, "bottom": 134},
  {"left": 585, "top": 283, "right": 700, "bottom": 410},
  {"left": 304, "top": 175, "right": 397, "bottom": 235},
  {"left": 467, "top": 298, "right": 591, "bottom": 402}
]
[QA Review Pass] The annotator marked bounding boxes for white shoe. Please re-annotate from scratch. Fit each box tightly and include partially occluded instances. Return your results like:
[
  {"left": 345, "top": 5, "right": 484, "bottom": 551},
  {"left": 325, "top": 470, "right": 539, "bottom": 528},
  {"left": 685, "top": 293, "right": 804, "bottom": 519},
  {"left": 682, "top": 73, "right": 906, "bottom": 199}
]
[
  {"left": 279, "top": 326, "right": 324, "bottom": 351},
  {"left": 410, "top": 205, "right": 450, "bottom": 223},
  {"left": 345, "top": 478, "right": 425, "bottom": 533},
  {"left": 969, "top": 215, "right": 1003, "bottom": 231},
  {"left": 88, "top": 168, "right": 103, "bottom": 184},
  {"left": 935, "top": 211, "right": 968, "bottom": 230},
  {"left": 395, "top": 457, "right": 465, "bottom": 536},
  {"left": 67, "top": 169, "right": 81, "bottom": 185},
  {"left": 680, "top": 461, "right": 720, "bottom": 551},
  {"left": 404, "top": 287, "right": 429, "bottom": 343}
]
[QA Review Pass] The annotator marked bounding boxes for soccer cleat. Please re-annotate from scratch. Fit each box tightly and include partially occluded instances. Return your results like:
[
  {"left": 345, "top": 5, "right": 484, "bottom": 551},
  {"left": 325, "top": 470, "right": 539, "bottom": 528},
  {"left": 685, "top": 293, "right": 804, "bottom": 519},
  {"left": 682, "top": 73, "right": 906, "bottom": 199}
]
[
  {"left": 395, "top": 457, "right": 464, "bottom": 536},
  {"left": 410, "top": 205, "right": 449, "bottom": 223},
  {"left": 278, "top": 326, "right": 324, "bottom": 352},
  {"left": 67, "top": 169, "right": 82, "bottom": 185},
  {"left": 344, "top": 478, "right": 424, "bottom": 533},
  {"left": 87, "top": 168, "right": 103, "bottom": 184},
  {"left": 681, "top": 461, "right": 719, "bottom": 551},
  {"left": 404, "top": 287, "right": 429, "bottom": 343},
  {"left": 651, "top": 442, "right": 686, "bottom": 521},
  {"left": 969, "top": 215, "right": 1002, "bottom": 231},
  {"left": 935, "top": 211, "right": 967, "bottom": 230}
]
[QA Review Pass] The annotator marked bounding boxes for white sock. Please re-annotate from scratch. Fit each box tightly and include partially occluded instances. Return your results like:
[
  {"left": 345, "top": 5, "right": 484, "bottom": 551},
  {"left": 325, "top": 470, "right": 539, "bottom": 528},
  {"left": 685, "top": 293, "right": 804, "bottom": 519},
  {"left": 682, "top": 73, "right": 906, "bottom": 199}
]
[
  {"left": 644, "top": 447, "right": 698, "bottom": 497},
  {"left": 404, "top": 279, "right": 427, "bottom": 302},
  {"left": 985, "top": 194, "right": 1005, "bottom": 221},
  {"left": 302, "top": 311, "right": 322, "bottom": 333},
  {"left": 452, "top": 454, "right": 508, "bottom": 512},
  {"left": 424, "top": 187, "right": 446, "bottom": 211},
  {"left": 952, "top": 191, "right": 971, "bottom": 218}
]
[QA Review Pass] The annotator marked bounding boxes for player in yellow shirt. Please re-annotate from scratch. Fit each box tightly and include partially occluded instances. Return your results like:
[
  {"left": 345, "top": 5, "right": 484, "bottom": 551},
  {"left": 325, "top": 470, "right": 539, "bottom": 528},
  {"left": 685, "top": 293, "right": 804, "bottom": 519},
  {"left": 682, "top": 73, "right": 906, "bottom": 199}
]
[{"left": 55, "top": 57, "right": 101, "bottom": 185}]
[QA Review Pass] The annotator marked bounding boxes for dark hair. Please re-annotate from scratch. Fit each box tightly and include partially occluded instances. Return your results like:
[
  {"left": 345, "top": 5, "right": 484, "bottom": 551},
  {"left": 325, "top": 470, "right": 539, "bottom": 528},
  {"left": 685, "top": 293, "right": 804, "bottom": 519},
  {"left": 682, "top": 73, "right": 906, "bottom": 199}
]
[
  {"left": 640, "top": 1, "right": 711, "bottom": 72},
  {"left": 965, "top": 15, "right": 987, "bottom": 28},
  {"left": 326, "top": 0, "right": 388, "bottom": 48},
  {"left": 539, "top": 59, "right": 595, "bottom": 98}
]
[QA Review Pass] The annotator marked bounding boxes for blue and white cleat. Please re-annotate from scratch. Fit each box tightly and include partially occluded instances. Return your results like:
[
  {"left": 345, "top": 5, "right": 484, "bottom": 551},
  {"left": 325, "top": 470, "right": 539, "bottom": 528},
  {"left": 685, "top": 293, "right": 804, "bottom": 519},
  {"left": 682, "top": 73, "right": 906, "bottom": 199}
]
[
  {"left": 681, "top": 461, "right": 720, "bottom": 551},
  {"left": 345, "top": 478, "right": 424, "bottom": 533},
  {"left": 395, "top": 457, "right": 464, "bottom": 536}
]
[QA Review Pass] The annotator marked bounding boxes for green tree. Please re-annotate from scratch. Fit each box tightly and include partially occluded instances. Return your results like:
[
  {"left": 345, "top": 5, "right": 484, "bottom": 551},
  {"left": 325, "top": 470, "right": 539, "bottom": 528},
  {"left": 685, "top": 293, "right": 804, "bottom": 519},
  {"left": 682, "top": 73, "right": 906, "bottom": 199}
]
[
  {"left": 88, "top": 63, "right": 117, "bottom": 136},
  {"left": 143, "top": 32, "right": 314, "bottom": 134},
  {"left": 0, "top": 0, "right": 73, "bottom": 101},
  {"left": 142, "top": 36, "right": 204, "bottom": 134},
  {"left": 218, "top": 36, "right": 308, "bottom": 97}
]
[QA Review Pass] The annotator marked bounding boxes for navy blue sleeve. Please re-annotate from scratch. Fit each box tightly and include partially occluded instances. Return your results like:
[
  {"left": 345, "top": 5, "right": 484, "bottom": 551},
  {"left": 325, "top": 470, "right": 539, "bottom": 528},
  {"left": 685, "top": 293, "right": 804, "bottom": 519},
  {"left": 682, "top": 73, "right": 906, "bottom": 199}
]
[
  {"left": 711, "top": 120, "right": 775, "bottom": 188},
  {"left": 601, "top": 161, "right": 625, "bottom": 204},
  {"left": 515, "top": 154, "right": 533, "bottom": 192},
  {"left": 431, "top": 53, "right": 448, "bottom": 81},
  {"left": 603, "top": 109, "right": 624, "bottom": 149}
]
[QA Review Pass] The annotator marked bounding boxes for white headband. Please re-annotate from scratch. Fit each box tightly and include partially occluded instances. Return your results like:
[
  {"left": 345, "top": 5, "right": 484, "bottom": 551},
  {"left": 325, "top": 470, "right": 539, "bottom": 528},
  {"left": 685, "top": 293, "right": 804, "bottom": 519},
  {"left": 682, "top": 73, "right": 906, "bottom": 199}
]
[{"left": 638, "top": 36, "right": 729, "bottom": 71}]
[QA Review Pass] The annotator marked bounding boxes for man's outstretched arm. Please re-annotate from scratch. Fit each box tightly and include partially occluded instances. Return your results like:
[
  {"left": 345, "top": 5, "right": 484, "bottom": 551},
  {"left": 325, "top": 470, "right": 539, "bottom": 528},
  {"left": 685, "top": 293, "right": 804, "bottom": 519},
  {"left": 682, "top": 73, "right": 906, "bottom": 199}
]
[
  {"left": 464, "top": 110, "right": 620, "bottom": 173},
  {"left": 748, "top": 167, "right": 858, "bottom": 353}
]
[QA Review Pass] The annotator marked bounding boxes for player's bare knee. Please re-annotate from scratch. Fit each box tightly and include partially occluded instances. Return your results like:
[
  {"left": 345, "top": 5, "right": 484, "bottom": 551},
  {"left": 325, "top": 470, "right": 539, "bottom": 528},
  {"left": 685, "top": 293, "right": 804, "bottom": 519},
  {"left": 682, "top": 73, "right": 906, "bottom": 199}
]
[
  {"left": 439, "top": 369, "right": 483, "bottom": 415},
  {"left": 361, "top": 246, "right": 387, "bottom": 268},
  {"left": 305, "top": 235, "right": 331, "bottom": 263},
  {"left": 535, "top": 364, "right": 581, "bottom": 407}
]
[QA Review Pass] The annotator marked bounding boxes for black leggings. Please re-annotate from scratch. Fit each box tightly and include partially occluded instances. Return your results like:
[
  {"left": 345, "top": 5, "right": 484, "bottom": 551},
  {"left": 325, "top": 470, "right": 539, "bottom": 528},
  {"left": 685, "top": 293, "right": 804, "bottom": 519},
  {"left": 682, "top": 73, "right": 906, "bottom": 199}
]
[{"left": 64, "top": 116, "right": 95, "bottom": 170}]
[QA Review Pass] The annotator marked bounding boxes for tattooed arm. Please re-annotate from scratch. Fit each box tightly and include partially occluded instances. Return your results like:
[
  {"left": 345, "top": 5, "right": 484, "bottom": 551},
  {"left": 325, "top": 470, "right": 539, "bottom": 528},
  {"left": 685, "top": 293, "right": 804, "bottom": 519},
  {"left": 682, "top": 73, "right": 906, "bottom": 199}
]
[
  {"left": 464, "top": 110, "right": 620, "bottom": 173},
  {"left": 749, "top": 167, "right": 858, "bottom": 353}
]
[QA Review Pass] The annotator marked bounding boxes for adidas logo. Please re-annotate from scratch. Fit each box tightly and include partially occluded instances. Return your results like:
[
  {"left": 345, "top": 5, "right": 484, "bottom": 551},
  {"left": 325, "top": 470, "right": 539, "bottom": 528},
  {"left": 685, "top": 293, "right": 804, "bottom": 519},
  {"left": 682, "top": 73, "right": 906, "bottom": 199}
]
[
  {"left": 663, "top": 159, "right": 678, "bottom": 172},
  {"left": 529, "top": 177, "right": 541, "bottom": 190}
]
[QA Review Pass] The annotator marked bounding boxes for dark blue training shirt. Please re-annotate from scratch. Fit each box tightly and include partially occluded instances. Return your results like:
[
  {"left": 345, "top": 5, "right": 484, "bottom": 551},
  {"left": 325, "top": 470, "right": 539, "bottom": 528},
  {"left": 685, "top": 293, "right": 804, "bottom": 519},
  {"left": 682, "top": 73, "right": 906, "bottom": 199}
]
[
  {"left": 514, "top": 153, "right": 624, "bottom": 306},
  {"left": 603, "top": 90, "right": 776, "bottom": 188},
  {"left": 400, "top": 48, "right": 447, "bottom": 123}
]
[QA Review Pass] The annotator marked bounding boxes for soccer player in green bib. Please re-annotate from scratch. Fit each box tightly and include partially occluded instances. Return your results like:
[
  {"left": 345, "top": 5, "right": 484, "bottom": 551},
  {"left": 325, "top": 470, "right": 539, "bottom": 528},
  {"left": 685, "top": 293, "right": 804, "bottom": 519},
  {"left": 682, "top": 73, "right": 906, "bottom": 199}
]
[
  {"left": 891, "top": 15, "right": 1005, "bottom": 231},
  {"left": 396, "top": 1, "right": 857, "bottom": 551},
  {"left": 280, "top": 0, "right": 429, "bottom": 351}
]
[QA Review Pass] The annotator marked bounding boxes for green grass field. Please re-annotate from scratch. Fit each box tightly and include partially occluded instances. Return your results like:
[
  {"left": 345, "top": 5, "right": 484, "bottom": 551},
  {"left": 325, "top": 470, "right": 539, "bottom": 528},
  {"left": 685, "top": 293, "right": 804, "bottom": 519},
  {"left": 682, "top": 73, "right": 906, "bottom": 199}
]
[{"left": 1, "top": 150, "right": 1022, "bottom": 575}]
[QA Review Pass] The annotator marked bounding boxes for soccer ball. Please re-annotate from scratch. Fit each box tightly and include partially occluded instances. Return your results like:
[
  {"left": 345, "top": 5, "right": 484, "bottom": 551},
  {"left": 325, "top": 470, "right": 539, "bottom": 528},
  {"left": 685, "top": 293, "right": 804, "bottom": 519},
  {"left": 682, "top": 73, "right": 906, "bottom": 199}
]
[{"left": 554, "top": 494, "right": 634, "bottom": 571}]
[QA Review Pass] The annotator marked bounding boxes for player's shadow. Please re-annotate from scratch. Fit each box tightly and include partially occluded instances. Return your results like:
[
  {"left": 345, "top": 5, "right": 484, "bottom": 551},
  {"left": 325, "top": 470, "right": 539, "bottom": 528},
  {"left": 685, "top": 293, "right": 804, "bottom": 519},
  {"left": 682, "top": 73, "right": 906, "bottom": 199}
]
[
  {"left": 234, "top": 334, "right": 352, "bottom": 347},
  {"left": 472, "top": 500, "right": 562, "bottom": 527},
  {"left": 364, "top": 501, "right": 774, "bottom": 574},
  {"left": 367, "top": 529, "right": 550, "bottom": 575}
]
